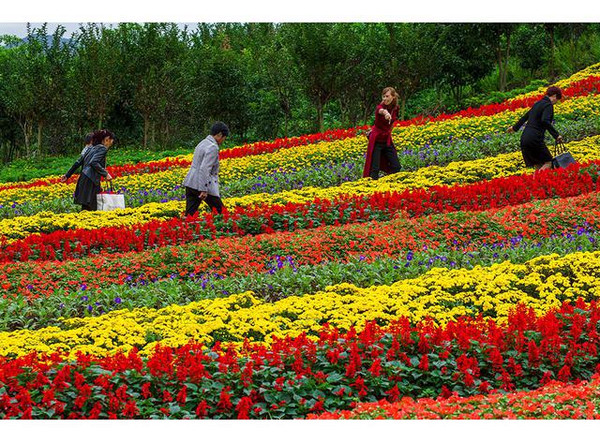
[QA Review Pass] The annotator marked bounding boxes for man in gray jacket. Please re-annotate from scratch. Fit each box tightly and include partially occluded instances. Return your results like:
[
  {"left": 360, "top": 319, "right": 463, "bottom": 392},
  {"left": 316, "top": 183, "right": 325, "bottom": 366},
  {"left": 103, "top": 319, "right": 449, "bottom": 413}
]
[{"left": 182, "top": 121, "right": 229, "bottom": 216}]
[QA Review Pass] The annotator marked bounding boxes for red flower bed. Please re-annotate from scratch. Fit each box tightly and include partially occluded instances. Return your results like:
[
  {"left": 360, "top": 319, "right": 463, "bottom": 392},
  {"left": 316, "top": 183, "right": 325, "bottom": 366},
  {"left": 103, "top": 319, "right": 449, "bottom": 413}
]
[
  {"left": 2, "top": 161, "right": 599, "bottom": 263},
  {"left": 1, "top": 301, "right": 600, "bottom": 419}
]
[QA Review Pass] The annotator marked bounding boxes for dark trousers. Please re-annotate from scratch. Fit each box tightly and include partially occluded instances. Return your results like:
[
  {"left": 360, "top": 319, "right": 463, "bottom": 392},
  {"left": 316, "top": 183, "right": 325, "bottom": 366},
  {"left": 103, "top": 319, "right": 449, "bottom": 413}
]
[
  {"left": 81, "top": 198, "right": 97, "bottom": 211},
  {"left": 370, "top": 142, "right": 401, "bottom": 179},
  {"left": 185, "top": 186, "right": 224, "bottom": 216}
]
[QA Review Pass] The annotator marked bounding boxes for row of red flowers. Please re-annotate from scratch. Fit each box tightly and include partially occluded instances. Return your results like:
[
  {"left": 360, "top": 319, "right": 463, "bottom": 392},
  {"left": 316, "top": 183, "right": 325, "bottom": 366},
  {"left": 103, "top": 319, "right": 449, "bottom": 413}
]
[
  {"left": 3, "top": 184, "right": 600, "bottom": 300},
  {"left": 2, "top": 75, "right": 599, "bottom": 193},
  {"left": 2, "top": 161, "right": 598, "bottom": 264},
  {"left": 309, "top": 376, "right": 600, "bottom": 419},
  {"left": 1, "top": 300, "right": 599, "bottom": 419}
]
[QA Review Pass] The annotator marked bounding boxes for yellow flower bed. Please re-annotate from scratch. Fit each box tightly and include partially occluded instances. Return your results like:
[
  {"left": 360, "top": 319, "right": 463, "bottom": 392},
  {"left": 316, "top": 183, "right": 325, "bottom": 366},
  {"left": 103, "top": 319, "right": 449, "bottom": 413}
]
[
  {"left": 227, "top": 133, "right": 600, "bottom": 207},
  {"left": 1, "top": 135, "right": 598, "bottom": 242},
  {"left": 0, "top": 201, "right": 184, "bottom": 240},
  {"left": 508, "top": 61, "right": 600, "bottom": 102},
  {"left": 2, "top": 92, "right": 599, "bottom": 207},
  {"left": 1, "top": 250, "right": 599, "bottom": 358}
]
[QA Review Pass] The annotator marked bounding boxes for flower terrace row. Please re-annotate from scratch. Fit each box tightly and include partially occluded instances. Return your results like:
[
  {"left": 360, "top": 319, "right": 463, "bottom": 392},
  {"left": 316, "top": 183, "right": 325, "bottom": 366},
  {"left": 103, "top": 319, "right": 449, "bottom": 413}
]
[
  {"left": 1, "top": 113, "right": 597, "bottom": 222},
  {"left": 2, "top": 157, "right": 600, "bottom": 263},
  {"left": 2, "top": 249, "right": 600, "bottom": 358},
  {"left": 1, "top": 135, "right": 599, "bottom": 243},
  {"left": 3, "top": 188, "right": 600, "bottom": 333},
  {"left": 1, "top": 299, "right": 600, "bottom": 419},
  {"left": 4, "top": 183, "right": 600, "bottom": 305}
]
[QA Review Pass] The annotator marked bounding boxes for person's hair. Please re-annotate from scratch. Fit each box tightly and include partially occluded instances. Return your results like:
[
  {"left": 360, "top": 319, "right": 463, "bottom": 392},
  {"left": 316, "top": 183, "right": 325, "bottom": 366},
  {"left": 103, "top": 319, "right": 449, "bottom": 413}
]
[
  {"left": 84, "top": 132, "right": 94, "bottom": 145},
  {"left": 382, "top": 87, "right": 399, "bottom": 109},
  {"left": 546, "top": 86, "right": 562, "bottom": 100},
  {"left": 210, "top": 121, "right": 230, "bottom": 137},
  {"left": 91, "top": 129, "right": 116, "bottom": 146}
]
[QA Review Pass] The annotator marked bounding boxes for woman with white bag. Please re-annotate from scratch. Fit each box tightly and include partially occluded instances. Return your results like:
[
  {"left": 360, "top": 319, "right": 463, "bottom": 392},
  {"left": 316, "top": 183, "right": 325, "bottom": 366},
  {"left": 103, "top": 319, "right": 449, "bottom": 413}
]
[{"left": 64, "top": 129, "right": 115, "bottom": 211}]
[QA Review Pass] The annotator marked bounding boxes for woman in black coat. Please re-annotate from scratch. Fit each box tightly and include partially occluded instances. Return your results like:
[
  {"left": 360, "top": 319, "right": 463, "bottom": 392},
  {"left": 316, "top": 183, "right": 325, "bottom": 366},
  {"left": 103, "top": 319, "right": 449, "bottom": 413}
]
[
  {"left": 63, "top": 129, "right": 115, "bottom": 211},
  {"left": 508, "top": 86, "right": 564, "bottom": 174}
]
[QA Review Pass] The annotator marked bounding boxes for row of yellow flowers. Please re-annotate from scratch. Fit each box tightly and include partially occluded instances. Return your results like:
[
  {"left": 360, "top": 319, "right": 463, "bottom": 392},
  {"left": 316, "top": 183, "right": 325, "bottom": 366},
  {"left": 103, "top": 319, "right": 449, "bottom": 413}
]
[
  {"left": 1, "top": 135, "right": 598, "bottom": 241},
  {"left": 1, "top": 91, "right": 599, "bottom": 208},
  {"left": 226, "top": 134, "right": 600, "bottom": 207},
  {"left": 507, "top": 61, "right": 600, "bottom": 102},
  {"left": 0, "top": 250, "right": 597, "bottom": 358}
]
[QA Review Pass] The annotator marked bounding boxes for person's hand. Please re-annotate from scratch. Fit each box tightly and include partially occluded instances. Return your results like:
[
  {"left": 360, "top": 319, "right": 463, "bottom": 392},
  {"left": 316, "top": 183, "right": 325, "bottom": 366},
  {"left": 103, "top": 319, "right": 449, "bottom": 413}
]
[
  {"left": 60, "top": 175, "right": 68, "bottom": 183},
  {"left": 365, "top": 129, "right": 372, "bottom": 139},
  {"left": 106, "top": 173, "right": 113, "bottom": 181},
  {"left": 557, "top": 135, "right": 564, "bottom": 143},
  {"left": 507, "top": 127, "right": 515, "bottom": 134},
  {"left": 198, "top": 191, "right": 208, "bottom": 200},
  {"left": 384, "top": 111, "right": 392, "bottom": 122}
]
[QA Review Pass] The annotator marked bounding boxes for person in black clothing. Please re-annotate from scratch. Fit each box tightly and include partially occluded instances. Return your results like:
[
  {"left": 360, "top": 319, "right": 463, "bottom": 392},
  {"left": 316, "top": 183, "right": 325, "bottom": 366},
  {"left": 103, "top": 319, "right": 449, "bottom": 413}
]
[
  {"left": 508, "top": 85, "right": 564, "bottom": 174},
  {"left": 62, "top": 129, "right": 115, "bottom": 211}
]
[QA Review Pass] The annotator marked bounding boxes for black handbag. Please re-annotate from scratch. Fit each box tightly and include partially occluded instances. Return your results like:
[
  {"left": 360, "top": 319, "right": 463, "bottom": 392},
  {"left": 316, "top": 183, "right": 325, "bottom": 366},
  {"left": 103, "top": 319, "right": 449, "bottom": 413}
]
[{"left": 552, "top": 140, "right": 576, "bottom": 169}]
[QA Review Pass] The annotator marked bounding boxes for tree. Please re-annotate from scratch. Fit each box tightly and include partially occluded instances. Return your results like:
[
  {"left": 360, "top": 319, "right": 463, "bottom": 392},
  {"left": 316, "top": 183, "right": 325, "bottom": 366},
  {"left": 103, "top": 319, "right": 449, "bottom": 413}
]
[
  {"left": 0, "top": 38, "right": 22, "bottom": 162},
  {"left": 117, "top": 23, "right": 192, "bottom": 148},
  {"left": 0, "top": 45, "right": 33, "bottom": 153},
  {"left": 485, "top": 23, "right": 517, "bottom": 92},
  {"left": 70, "top": 23, "right": 122, "bottom": 131},
  {"left": 330, "top": 23, "right": 388, "bottom": 126},
  {"left": 27, "top": 25, "right": 72, "bottom": 154},
  {"left": 512, "top": 24, "right": 549, "bottom": 77},
  {"left": 187, "top": 23, "right": 254, "bottom": 140},
  {"left": 544, "top": 23, "right": 558, "bottom": 79},
  {"left": 434, "top": 23, "right": 496, "bottom": 105},
  {"left": 280, "top": 23, "right": 353, "bottom": 132},
  {"left": 387, "top": 23, "right": 440, "bottom": 119},
  {"left": 251, "top": 23, "right": 301, "bottom": 138}
]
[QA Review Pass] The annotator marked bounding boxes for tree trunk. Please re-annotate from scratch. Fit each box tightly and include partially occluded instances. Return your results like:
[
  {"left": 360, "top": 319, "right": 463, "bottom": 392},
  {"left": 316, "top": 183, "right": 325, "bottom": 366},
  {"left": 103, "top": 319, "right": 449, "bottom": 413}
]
[
  {"left": 18, "top": 119, "right": 33, "bottom": 157},
  {"left": 386, "top": 23, "right": 399, "bottom": 78},
  {"left": 317, "top": 101, "right": 324, "bottom": 133},
  {"left": 450, "top": 84, "right": 463, "bottom": 106},
  {"left": 497, "top": 47, "right": 505, "bottom": 92},
  {"left": 143, "top": 115, "right": 149, "bottom": 149},
  {"left": 504, "top": 31, "right": 511, "bottom": 90},
  {"left": 547, "top": 25, "right": 556, "bottom": 78},
  {"left": 37, "top": 123, "right": 43, "bottom": 155},
  {"left": 400, "top": 96, "right": 407, "bottom": 121},
  {"left": 497, "top": 29, "right": 512, "bottom": 93},
  {"left": 164, "top": 121, "right": 170, "bottom": 148},
  {"left": 151, "top": 122, "right": 156, "bottom": 148},
  {"left": 8, "top": 139, "right": 16, "bottom": 163},
  {"left": 25, "top": 124, "right": 30, "bottom": 157},
  {"left": 282, "top": 96, "right": 291, "bottom": 138}
]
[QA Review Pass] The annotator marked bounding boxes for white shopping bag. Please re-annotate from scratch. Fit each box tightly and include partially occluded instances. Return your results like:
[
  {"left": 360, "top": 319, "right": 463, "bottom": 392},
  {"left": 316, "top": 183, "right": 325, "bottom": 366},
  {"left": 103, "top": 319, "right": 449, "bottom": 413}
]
[{"left": 97, "top": 191, "right": 125, "bottom": 211}]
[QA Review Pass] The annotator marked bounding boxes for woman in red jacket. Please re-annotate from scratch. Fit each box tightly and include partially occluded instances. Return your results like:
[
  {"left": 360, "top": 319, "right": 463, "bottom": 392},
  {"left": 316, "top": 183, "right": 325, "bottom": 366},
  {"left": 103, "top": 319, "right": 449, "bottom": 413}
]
[{"left": 362, "top": 87, "right": 401, "bottom": 179}]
